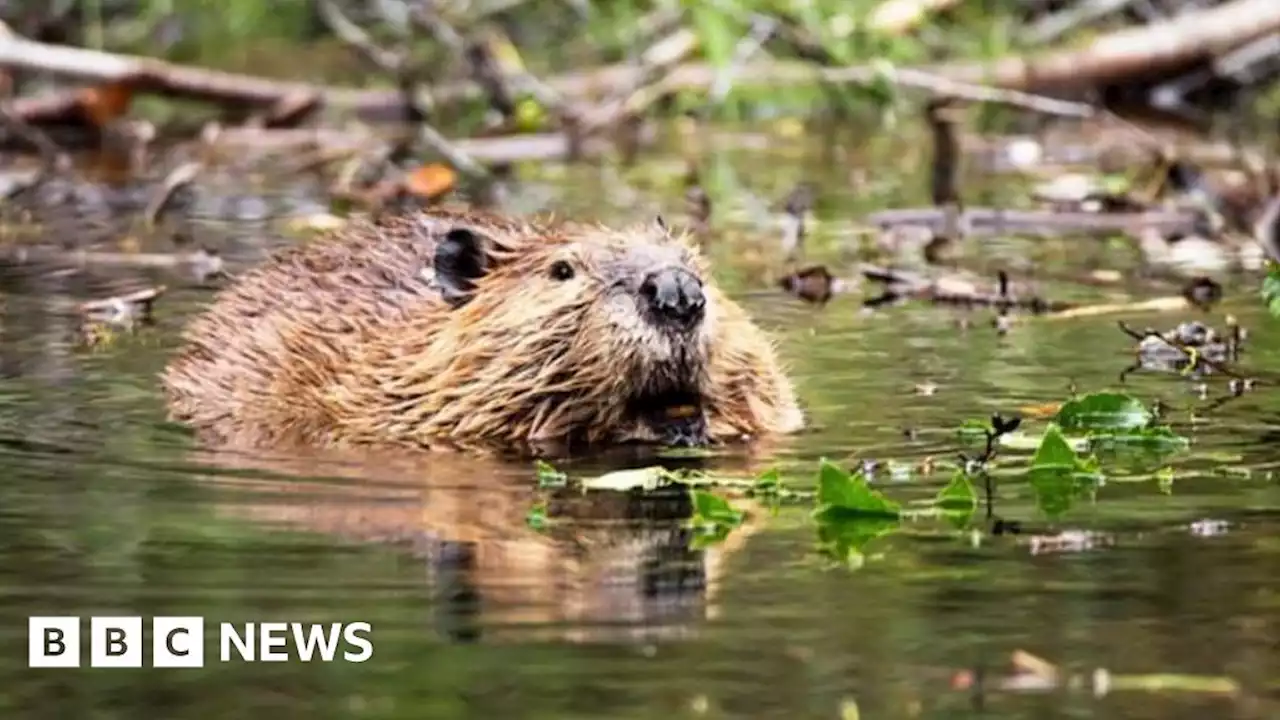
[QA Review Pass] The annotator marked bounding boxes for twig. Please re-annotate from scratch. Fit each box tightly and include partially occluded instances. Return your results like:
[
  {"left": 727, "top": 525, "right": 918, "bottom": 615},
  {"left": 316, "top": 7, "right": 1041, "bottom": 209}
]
[
  {"left": 884, "top": 67, "right": 1098, "bottom": 118},
  {"left": 578, "top": 26, "right": 700, "bottom": 134},
  {"left": 416, "top": 123, "right": 490, "bottom": 182},
  {"left": 860, "top": 265, "right": 1075, "bottom": 313},
  {"left": 316, "top": 0, "right": 406, "bottom": 75},
  {"left": 706, "top": 15, "right": 779, "bottom": 108},
  {"left": 1116, "top": 320, "right": 1247, "bottom": 380},
  {"left": 143, "top": 161, "right": 203, "bottom": 227},
  {"left": 0, "top": 106, "right": 70, "bottom": 195},
  {"left": 957, "top": 415, "right": 1022, "bottom": 533}
]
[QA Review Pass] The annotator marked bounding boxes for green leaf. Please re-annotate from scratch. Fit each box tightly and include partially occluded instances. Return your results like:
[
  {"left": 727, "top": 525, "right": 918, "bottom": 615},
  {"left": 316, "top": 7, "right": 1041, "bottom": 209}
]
[
  {"left": 814, "top": 459, "right": 901, "bottom": 516},
  {"left": 1093, "top": 425, "right": 1187, "bottom": 446},
  {"left": 1053, "top": 392, "right": 1152, "bottom": 433},
  {"left": 688, "top": 489, "right": 745, "bottom": 548},
  {"left": 811, "top": 459, "right": 902, "bottom": 567},
  {"left": 691, "top": 489, "right": 744, "bottom": 527},
  {"left": 1028, "top": 425, "right": 1104, "bottom": 518},
  {"left": 751, "top": 468, "right": 787, "bottom": 509},
  {"left": 525, "top": 502, "right": 548, "bottom": 532},
  {"left": 936, "top": 471, "right": 977, "bottom": 529},
  {"left": 1261, "top": 264, "right": 1280, "bottom": 316},
  {"left": 753, "top": 468, "right": 782, "bottom": 493},
  {"left": 1088, "top": 426, "right": 1189, "bottom": 471},
  {"left": 813, "top": 510, "right": 900, "bottom": 567},
  {"left": 1027, "top": 465, "right": 1084, "bottom": 518},
  {"left": 534, "top": 460, "right": 567, "bottom": 488},
  {"left": 1031, "top": 424, "right": 1080, "bottom": 466}
]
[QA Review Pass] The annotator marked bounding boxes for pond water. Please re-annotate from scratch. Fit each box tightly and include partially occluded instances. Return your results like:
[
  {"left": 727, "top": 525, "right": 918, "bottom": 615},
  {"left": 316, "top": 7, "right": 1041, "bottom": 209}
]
[{"left": 1, "top": 124, "right": 1278, "bottom": 719}]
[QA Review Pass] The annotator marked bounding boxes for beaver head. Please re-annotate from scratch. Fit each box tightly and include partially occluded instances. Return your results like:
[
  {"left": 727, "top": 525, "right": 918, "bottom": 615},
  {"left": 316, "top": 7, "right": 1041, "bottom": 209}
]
[
  {"left": 424, "top": 215, "right": 720, "bottom": 447},
  {"left": 163, "top": 209, "right": 804, "bottom": 456}
]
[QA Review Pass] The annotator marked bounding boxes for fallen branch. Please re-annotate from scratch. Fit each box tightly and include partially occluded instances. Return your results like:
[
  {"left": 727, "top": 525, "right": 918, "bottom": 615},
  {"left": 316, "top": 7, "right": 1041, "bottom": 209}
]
[
  {"left": 859, "top": 265, "right": 1075, "bottom": 313},
  {"left": 201, "top": 126, "right": 629, "bottom": 164},
  {"left": 316, "top": 0, "right": 406, "bottom": 76},
  {"left": 557, "top": 0, "right": 1280, "bottom": 102},
  {"left": 869, "top": 0, "right": 1280, "bottom": 95},
  {"left": 0, "top": 34, "right": 417, "bottom": 122},
  {"left": 865, "top": 207, "right": 1205, "bottom": 238},
  {"left": 1, "top": 0, "right": 1274, "bottom": 126},
  {"left": 79, "top": 286, "right": 165, "bottom": 323},
  {"left": 889, "top": 68, "right": 1098, "bottom": 118},
  {"left": 1, "top": 245, "right": 225, "bottom": 282},
  {"left": 578, "top": 26, "right": 700, "bottom": 135}
]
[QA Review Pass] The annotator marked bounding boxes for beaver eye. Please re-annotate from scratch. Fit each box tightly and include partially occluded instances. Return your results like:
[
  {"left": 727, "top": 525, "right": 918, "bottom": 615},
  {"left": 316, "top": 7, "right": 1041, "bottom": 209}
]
[{"left": 549, "top": 260, "right": 575, "bottom": 281}]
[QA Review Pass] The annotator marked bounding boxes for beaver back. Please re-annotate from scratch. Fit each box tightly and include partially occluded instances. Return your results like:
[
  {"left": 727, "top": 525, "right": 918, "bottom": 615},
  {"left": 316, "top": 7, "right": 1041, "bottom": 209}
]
[{"left": 162, "top": 211, "right": 514, "bottom": 448}]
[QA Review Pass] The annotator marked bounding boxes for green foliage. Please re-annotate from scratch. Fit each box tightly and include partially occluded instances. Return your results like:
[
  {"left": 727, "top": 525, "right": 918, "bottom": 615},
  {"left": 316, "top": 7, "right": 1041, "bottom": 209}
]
[
  {"left": 1052, "top": 392, "right": 1190, "bottom": 452},
  {"left": 935, "top": 471, "right": 977, "bottom": 529},
  {"left": 1054, "top": 392, "right": 1152, "bottom": 432},
  {"left": 525, "top": 500, "right": 549, "bottom": 531},
  {"left": 534, "top": 459, "right": 568, "bottom": 488},
  {"left": 811, "top": 459, "right": 901, "bottom": 566},
  {"left": 1026, "top": 424, "right": 1102, "bottom": 518},
  {"left": 527, "top": 392, "right": 1190, "bottom": 570},
  {"left": 689, "top": 489, "right": 746, "bottom": 547},
  {"left": 1261, "top": 264, "right": 1280, "bottom": 316}
]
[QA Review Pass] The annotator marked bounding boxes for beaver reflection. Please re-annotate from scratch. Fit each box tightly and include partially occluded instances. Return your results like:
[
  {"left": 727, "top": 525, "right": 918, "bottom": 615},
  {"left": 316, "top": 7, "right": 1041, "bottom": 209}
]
[
  {"left": 202, "top": 450, "right": 748, "bottom": 645},
  {"left": 428, "top": 485, "right": 708, "bottom": 644}
]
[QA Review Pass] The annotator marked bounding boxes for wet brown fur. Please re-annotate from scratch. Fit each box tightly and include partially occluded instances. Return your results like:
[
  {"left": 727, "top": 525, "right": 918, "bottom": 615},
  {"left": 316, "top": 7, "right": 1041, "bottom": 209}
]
[{"left": 161, "top": 208, "right": 803, "bottom": 455}]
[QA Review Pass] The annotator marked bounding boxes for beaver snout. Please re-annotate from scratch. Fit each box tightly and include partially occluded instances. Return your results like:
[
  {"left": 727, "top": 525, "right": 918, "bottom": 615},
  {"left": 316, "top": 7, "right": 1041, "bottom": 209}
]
[{"left": 639, "top": 267, "right": 705, "bottom": 329}]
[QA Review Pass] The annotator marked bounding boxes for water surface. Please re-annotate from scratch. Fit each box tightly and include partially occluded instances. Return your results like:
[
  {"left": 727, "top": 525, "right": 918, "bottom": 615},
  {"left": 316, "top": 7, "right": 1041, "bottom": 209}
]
[{"left": 1, "top": 125, "right": 1277, "bottom": 719}]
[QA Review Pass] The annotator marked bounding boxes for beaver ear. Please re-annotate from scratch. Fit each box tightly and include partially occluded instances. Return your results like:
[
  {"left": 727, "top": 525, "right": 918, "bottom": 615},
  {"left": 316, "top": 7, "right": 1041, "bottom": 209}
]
[{"left": 434, "top": 227, "right": 492, "bottom": 308}]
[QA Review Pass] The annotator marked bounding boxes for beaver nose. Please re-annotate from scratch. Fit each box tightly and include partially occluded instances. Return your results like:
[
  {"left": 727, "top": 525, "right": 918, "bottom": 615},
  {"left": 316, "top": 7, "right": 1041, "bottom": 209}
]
[{"left": 640, "top": 267, "right": 705, "bottom": 326}]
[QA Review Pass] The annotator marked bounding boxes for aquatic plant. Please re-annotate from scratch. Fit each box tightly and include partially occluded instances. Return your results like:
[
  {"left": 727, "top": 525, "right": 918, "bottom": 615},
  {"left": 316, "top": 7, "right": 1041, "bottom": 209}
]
[{"left": 527, "top": 390, "right": 1190, "bottom": 569}]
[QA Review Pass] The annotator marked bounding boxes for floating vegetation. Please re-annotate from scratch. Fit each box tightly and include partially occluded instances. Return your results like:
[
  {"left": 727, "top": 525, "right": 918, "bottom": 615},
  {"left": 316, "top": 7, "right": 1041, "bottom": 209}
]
[{"left": 529, "top": 391, "right": 1191, "bottom": 569}]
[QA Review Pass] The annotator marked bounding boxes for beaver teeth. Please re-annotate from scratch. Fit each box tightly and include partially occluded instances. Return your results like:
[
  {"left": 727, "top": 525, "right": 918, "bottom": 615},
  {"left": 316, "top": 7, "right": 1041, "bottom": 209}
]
[
  {"left": 625, "top": 391, "right": 708, "bottom": 447},
  {"left": 663, "top": 404, "right": 699, "bottom": 419}
]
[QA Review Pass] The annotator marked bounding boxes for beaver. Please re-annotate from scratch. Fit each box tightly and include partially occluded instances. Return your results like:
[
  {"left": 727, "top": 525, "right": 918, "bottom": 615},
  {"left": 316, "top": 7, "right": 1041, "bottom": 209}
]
[{"left": 162, "top": 208, "right": 804, "bottom": 456}]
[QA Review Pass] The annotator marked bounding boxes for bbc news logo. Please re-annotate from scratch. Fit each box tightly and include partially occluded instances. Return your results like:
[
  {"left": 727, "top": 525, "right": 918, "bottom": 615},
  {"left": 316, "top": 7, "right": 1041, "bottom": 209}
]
[{"left": 29, "top": 617, "right": 373, "bottom": 668}]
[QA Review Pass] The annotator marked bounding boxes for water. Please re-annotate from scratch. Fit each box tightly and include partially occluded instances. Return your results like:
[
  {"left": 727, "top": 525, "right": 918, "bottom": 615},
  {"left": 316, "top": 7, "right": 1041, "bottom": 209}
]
[{"left": 1, "top": 125, "right": 1278, "bottom": 719}]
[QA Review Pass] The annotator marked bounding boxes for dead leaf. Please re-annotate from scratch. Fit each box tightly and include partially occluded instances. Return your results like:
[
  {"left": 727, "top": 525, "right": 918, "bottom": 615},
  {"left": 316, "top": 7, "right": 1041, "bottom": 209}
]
[
  {"left": 78, "top": 81, "right": 135, "bottom": 127},
  {"left": 403, "top": 164, "right": 456, "bottom": 200},
  {"left": 1019, "top": 401, "right": 1063, "bottom": 419}
]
